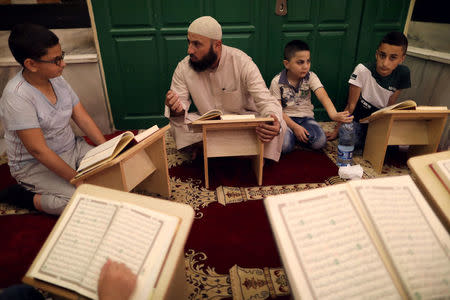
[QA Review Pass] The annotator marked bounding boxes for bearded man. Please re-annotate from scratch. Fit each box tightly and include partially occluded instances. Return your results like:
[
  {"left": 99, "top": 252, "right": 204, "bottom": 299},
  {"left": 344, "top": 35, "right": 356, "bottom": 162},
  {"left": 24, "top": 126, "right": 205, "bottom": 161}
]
[{"left": 164, "top": 16, "right": 286, "bottom": 162}]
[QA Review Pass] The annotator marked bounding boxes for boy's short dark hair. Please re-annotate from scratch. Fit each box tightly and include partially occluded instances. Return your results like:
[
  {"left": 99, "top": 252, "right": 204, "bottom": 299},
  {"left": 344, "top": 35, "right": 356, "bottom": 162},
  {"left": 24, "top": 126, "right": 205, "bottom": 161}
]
[
  {"left": 379, "top": 31, "right": 408, "bottom": 54},
  {"left": 8, "top": 23, "right": 59, "bottom": 67},
  {"left": 284, "top": 40, "right": 310, "bottom": 61}
]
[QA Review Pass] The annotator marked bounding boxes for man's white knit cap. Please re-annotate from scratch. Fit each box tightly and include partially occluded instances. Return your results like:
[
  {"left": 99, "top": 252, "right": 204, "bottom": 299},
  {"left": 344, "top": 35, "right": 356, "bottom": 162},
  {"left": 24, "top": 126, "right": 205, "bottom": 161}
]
[{"left": 188, "top": 16, "right": 222, "bottom": 40}]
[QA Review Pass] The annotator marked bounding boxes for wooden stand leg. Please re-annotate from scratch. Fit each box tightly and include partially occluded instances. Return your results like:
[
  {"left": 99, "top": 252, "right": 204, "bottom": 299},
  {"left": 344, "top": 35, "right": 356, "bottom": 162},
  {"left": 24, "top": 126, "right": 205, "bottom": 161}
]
[
  {"left": 251, "top": 140, "right": 264, "bottom": 186},
  {"left": 203, "top": 128, "right": 209, "bottom": 189},
  {"left": 363, "top": 117, "right": 393, "bottom": 173},
  {"left": 135, "top": 136, "right": 171, "bottom": 197},
  {"left": 199, "top": 122, "right": 267, "bottom": 188},
  {"left": 409, "top": 117, "right": 447, "bottom": 157}
]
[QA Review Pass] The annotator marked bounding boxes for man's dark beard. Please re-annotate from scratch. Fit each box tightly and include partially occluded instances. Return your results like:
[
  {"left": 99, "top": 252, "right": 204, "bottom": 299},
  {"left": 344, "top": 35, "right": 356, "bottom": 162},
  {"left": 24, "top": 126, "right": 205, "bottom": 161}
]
[{"left": 189, "top": 45, "right": 218, "bottom": 72}]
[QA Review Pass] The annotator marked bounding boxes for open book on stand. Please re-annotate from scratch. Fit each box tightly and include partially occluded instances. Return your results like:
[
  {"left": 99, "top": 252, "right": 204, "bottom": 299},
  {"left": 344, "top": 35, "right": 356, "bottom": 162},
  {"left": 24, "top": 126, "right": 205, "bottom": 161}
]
[
  {"left": 76, "top": 125, "right": 159, "bottom": 178},
  {"left": 371, "top": 99, "right": 417, "bottom": 115},
  {"left": 264, "top": 175, "right": 450, "bottom": 299},
  {"left": 371, "top": 100, "right": 448, "bottom": 116},
  {"left": 23, "top": 184, "right": 194, "bottom": 300},
  {"left": 188, "top": 109, "right": 256, "bottom": 122}
]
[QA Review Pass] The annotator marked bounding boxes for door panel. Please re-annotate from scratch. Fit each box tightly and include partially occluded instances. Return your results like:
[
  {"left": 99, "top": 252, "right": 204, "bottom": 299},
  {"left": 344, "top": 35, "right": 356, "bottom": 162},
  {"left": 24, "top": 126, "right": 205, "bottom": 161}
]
[
  {"left": 160, "top": 0, "right": 203, "bottom": 24},
  {"left": 287, "top": 0, "right": 312, "bottom": 21},
  {"left": 315, "top": 31, "right": 346, "bottom": 104},
  {"left": 109, "top": 0, "right": 154, "bottom": 26},
  {"left": 213, "top": 0, "right": 253, "bottom": 23},
  {"left": 115, "top": 37, "right": 159, "bottom": 116}
]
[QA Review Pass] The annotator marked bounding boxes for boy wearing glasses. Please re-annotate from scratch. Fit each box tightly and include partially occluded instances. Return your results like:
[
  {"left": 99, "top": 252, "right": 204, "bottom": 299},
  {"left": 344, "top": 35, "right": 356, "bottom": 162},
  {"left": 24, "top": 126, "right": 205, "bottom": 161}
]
[
  {"left": 0, "top": 23, "right": 106, "bottom": 215},
  {"left": 327, "top": 31, "right": 411, "bottom": 148}
]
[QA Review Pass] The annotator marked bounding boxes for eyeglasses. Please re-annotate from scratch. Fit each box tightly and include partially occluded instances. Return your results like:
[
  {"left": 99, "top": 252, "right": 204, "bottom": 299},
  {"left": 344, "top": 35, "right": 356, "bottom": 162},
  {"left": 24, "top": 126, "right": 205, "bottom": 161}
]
[{"left": 34, "top": 51, "right": 65, "bottom": 66}]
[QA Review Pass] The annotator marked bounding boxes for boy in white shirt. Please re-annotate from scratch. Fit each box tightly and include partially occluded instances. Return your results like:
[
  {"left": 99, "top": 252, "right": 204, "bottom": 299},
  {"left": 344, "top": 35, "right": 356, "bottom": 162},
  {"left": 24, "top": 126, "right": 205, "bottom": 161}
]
[{"left": 328, "top": 31, "right": 411, "bottom": 149}]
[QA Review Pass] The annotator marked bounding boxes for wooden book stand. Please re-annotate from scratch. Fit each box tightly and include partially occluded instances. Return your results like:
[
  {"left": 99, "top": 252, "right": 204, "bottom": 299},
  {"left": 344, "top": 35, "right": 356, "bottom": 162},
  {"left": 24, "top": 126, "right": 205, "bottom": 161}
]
[
  {"left": 192, "top": 117, "right": 273, "bottom": 189},
  {"left": 361, "top": 110, "right": 449, "bottom": 173},
  {"left": 71, "top": 125, "right": 171, "bottom": 197}
]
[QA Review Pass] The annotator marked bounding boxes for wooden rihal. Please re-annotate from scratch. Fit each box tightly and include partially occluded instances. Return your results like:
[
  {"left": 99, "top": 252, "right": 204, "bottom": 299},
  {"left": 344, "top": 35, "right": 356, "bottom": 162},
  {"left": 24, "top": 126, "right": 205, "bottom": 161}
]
[
  {"left": 407, "top": 150, "right": 450, "bottom": 232},
  {"left": 192, "top": 117, "right": 273, "bottom": 189},
  {"left": 361, "top": 110, "right": 449, "bottom": 173},
  {"left": 23, "top": 184, "right": 194, "bottom": 300},
  {"left": 71, "top": 125, "right": 171, "bottom": 197}
]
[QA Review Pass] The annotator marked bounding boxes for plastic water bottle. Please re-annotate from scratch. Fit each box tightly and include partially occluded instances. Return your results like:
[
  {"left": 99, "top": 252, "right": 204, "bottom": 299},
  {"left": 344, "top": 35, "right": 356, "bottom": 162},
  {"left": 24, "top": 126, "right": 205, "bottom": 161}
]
[{"left": 337, "top": 122, "right": 354, "bottom": 167}]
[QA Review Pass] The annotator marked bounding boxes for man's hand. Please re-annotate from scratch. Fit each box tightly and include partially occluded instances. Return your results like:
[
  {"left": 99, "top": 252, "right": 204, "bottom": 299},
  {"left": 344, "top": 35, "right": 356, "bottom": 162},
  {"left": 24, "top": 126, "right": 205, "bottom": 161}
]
[
  {"left": 330, "top": 111, "right": 353, "bottom": 123},
  {"left": 165, "top": 90, "right": 184, "bottom": 115},
  {"left": 256, "top": 114, "right": 281, "bottom": 143},
  {"left": 293, "top": 124, "right": 309, "bottom": 143},
  {"left": 98, "top": 259, "right": 137, "bottom": 300}
]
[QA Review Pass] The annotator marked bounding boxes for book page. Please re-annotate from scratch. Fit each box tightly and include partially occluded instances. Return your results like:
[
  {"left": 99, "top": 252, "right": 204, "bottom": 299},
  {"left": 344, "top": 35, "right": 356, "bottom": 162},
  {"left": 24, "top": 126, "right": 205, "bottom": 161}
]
[
  {"left": 350, "top": 176, "right": 450, "bottom": 299},
  {"left": 30, "top": 193, "right": 179, "bottom": 300},
  {"left": 430, "top": 158, "right": 450, "bottom": 191},
  {"left": 220, "top": 114, "right": 255, "bottom": 120},
  {"left": 372, "top": 100, "right": 417, "bottom": 116},
  {"left": 77, "top": 132, "right": 132, "bottom": 172},
  {"left": 416, "top": 105, "right": 448, "bottom": 111},
  {"left": 265, "top": 185, "right": 401, "bottom": 300},
  {"left": 437, "top": 159, "right": 450, "bottom": 176},
  {"left": 199, "top": 109, "right": 222, "bottom": 120},
  {"left": 134, "top": 125, "right": 159, "bottom": 143}
]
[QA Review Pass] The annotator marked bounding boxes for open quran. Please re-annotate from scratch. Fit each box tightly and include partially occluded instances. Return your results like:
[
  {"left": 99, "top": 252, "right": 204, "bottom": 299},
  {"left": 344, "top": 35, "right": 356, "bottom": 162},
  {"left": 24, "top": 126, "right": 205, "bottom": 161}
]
[
  {"left": 23, "top": 184, "right": 194, "bottom": 300},
  {"left": 430, "top": 158, "right": 450, "bottom": 193},
  {"left": 264, "top": 175, "right": 450, "bottom": 299},
  {"left": 75, "top": 125, "right": 159, "bottom": 179}
]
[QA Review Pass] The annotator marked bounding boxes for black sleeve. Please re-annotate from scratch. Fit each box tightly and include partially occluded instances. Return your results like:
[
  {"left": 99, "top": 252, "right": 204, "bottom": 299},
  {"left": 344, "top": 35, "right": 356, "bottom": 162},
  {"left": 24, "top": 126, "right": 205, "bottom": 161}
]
[
  {"left": 397, "top": 66, "right": 411, "bottom": 90},
  {"left": 353, "top": 97, "right": 379, "bottom": 121}
]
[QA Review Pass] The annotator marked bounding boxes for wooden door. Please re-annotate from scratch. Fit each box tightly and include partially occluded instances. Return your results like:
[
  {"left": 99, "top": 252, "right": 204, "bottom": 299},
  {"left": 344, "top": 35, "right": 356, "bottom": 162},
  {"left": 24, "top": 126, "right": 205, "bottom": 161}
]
[{"left": 89, "top": 0, "right": 410, "bottom": 129}]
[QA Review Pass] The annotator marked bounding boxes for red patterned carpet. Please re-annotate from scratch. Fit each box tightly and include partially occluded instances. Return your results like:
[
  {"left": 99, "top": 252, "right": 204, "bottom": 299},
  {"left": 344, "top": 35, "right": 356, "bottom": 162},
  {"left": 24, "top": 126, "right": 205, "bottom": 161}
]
[{"left": 170, "top": 148, "right": 338, "bottom": 189}]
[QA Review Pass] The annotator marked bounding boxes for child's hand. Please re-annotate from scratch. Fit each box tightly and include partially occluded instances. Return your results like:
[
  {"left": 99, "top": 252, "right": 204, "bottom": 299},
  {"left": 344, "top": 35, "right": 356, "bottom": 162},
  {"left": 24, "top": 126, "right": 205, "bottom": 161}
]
[
  {"left": 326, "top": 128, "right": 339, "bottom": 141},
  {"left": 332, "top": 111, "right": 353, "bottom": 123},
  {"left": 293, "top": 125, "right": 309, "bottom": 143}
]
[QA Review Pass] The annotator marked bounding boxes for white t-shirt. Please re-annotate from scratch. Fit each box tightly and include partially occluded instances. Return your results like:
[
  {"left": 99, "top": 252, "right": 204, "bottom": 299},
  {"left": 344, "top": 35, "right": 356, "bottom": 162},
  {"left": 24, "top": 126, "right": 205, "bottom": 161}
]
[
  {"left": 0, "top": 71, "right": 79, "bottom": 171},
  {"left": 349, "top": 62, "right": 411, "bottom": 120}
]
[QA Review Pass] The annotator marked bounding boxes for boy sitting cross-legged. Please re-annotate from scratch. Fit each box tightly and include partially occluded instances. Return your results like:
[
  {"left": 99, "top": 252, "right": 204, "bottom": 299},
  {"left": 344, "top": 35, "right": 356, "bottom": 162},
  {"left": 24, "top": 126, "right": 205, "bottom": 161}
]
[
  {"left": 269, "top": 40, "right": 353, "bottom": 154},
  {"left": 0, "top": 23, "right": 106, "bottom": 215}
]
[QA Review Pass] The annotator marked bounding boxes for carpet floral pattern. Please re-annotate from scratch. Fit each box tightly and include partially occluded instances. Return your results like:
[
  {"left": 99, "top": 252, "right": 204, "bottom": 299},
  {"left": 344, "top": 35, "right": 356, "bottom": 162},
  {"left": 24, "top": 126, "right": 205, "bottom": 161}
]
[
  {"left": 319, "top": 122, "right": 411, "bottom": 179},
  {"left": 0, "top": 123, "right": 412, "bottom": 299},
  {"left": 185, "top": 249, "right": 290, "bottom": 300}
]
